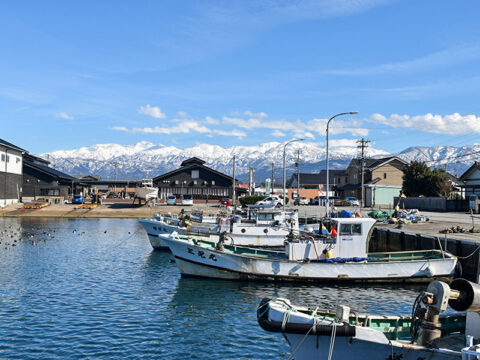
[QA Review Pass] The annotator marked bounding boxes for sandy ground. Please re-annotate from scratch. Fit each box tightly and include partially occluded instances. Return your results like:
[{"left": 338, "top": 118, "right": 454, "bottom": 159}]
[
  {"left": 2, "top": 202, "right": 480, "bottom": 243},
  {"left": 0, "top": 202, "right": 220, "bottom": 219}
]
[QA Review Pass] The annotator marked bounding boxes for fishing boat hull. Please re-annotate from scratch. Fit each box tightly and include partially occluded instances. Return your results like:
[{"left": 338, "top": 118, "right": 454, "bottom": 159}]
[
  {"left": 163, "top": 235, "right": 457, "bottom": 283},
  {"left": 257, "top": 297, "right": 467, "bottom": 360},
  {"left": 139, "top": 218, "right": 290, "bottom": 248},
  {"left": 139, "top": 218, "right": 215, "bottom": 250},
  {"left": 135, "top": 186, "right": 158, "bottom": 200},
  {"left": 282, "top": 333, "right": 460, "bottom": 359}
]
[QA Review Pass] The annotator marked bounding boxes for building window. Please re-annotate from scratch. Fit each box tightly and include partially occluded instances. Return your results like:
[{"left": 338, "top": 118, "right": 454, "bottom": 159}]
[
  {"left": 193, "top": 180, "right": 198, "bottom": 185},
  {"left": 211, "top": 180, "right": 215, "bottom": 186},
  {"left": 6, "top": 155, "right": 9, "bottom": 163},
  {"left": 16, "top": 157, "right": 20, "bottom": 163},
  {"left": 175, "top": 180, "right": 179, "bottom": 185},
  {"left": 1, "top": 154, "right": 4, "bottom": 162},
  {"left": 384, "top": 173, "right": 387, "bottom": 179},
  {"left": 191, "top": 170, "right": 199, "bottom": 179}
]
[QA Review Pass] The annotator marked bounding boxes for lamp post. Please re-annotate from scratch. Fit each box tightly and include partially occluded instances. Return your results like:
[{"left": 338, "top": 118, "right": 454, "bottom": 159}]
[
  {"left": 283, "top": 138, "right": 305, "bottom": 211},
  {"left": 326, "top": 111, "right": 359, "bottom": 217}
]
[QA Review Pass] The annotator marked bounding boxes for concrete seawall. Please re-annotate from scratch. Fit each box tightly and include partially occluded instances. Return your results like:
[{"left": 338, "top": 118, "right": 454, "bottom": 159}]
[{"left": 371, "top": 228, "right": 480, "bottom": 282}]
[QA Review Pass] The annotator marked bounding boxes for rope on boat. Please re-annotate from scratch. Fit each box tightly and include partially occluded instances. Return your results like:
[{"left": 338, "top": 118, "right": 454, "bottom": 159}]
[
  {"left": 281, "top": 310, "right": 292, "bottom": 331},
  {"left": 327, "top": 321, "right": 337, "bottom": 360},
  {"left": 457, "top": 243, "right": 480, "bottom": 259},
  {"left": 286, "top": 323, "right": 315, "bottom": 360},
  {"left": 112, "top": 229, "right": 142, "bottom": 248}
]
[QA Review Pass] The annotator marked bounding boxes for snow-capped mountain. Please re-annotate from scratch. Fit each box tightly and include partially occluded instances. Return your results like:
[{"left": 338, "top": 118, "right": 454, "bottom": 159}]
[{"left": 38, "top": 141, "right": 477, "bottom": 181}]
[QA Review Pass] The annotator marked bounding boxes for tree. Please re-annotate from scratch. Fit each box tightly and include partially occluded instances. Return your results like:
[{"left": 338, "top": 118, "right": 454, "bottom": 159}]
[
  {"left": 432, "top": 168, "right": 453, "bottom": 198},
  {"left": 402, "top": 161, "right": 452, "bottom": 197},
  {"left": 402, "top": 161, "right": 433, "bottom": 197}
]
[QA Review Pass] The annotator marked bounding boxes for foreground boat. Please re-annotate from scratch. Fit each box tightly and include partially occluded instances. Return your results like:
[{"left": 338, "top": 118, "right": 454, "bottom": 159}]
[
  {"left": 258, "top": 278, "right": 480, "bottom": 359},
  {"left": 160, "top": 217, "right": 458, "bottom": 282}
]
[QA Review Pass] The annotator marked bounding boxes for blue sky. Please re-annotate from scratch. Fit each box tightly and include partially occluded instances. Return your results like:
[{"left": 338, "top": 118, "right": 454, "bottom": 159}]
[{"left": 1, "top": 0, "right": 480, "bottom": 154}]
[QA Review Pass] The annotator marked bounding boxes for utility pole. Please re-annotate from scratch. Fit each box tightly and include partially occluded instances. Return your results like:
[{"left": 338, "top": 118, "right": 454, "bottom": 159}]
[
  {"left": 112, "top": 162, "right": 119, "bottom": 194},
  {"left": 232, "top": 155, "right": 236, "bottom": 211},
  {"left": 296, "top": 150, "right": 300, "bottom": 199},
  {"left": 248, "top": 167, "right": 255, "bottom": 196},
  {"left": 356, "top": 138, "right": 370, "bottom": 208},
  {"left": 271, "top": 162, "right": 275, "bottom": 194}
]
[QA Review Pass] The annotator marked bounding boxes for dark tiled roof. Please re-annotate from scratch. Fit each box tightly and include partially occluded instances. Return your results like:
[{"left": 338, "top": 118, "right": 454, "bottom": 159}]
[
  {"left": 24, "top": 160, "right": 76, "bottom": 181},
  {"left": 288, "top": 170, "right": 346, "bottom": 186},
  {"left": 181, "top": 157, "right": 206, "bottom": 167},
  {"left": 460, "top": 162, "right": 480, "bottom": 181},
  {"left": 0, "top": 138, "right": 27, "bottom": 153},
  {"left": 349, "top": 156, "right": 407, "bottom": 170}
]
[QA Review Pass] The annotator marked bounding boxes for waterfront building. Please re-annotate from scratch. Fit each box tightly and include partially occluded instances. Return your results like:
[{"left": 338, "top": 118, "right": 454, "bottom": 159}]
[
  {"left": 338, "top": 156, "right": 408, "bottom": 207},
  {"left": 287, "top": 170, "right": 346, "bottom": 200},
  {"left": 22, "top": 154, "right": 77, "bottom": 201},
  {"left": 0, "top": 138, "right": 25, "bottom": 206},
  {"left": 153, "top": 157, "right": 237, "bottom": 201}
]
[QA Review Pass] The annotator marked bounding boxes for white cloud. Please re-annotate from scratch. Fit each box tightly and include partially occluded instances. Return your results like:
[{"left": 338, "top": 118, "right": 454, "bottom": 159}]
[
  {"left": 111, "top": 126, "right": 129, "bottom": 132},
  {"left": 325, "top": 44, "right": 480, "bottom": 76},
  {"left": 112, "top": 121, "right": 245, "bottom": 138},
  {"left": 271, "top": 129, "right": 286, "bottom": 137},
  {"left": 329, "top": 139, "right": 359, "bottom": 147},
  {"left": 205, "top": 116, "right": 220, "bottom": 125},
  {"left": 213, "top": 129, "right": 246, "bottom": 138},
  {"left": 177, "top": 111, "right": 189, "bottom": 117},
  {"left": 58, "top": 112, "right": 74, "bottom": 120},
  {"left": 369, "top": 112, "right": 480, "bottom": 135},
  {"left": 138, "top": 104, "right": 166, "bottom": 119},
  {"left": 244, "top": 110, "right": 268, "bottom": 118}
]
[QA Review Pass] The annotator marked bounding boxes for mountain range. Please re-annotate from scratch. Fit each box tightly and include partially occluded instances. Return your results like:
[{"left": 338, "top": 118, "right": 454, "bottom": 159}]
[{"left": 38, "top": 141, "right": 479, "bottom": 182}]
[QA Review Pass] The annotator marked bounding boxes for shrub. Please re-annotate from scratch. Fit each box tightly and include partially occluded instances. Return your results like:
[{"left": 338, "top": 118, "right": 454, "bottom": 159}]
[{"left": 239, "top": 196, "right": 265, "bottom": 206}]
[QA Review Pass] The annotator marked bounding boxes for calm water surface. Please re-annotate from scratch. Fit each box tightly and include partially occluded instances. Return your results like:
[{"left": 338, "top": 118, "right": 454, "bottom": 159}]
[{"left": 0, "top": 217, "right": 422, "bottom": 359}]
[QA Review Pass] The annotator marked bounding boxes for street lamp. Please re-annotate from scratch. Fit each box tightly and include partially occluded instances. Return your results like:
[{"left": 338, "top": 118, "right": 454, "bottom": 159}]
[
  {"left": 326, "top": 111, "right": 359, "bottom": 217},
  {"left": 283, "top": 138, "right": 305, "bottom": 211}
]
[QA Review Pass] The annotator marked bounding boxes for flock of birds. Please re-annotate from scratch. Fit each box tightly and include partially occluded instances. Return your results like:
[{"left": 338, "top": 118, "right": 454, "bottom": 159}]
[
  {"left": 0, "top": 225, "right": 134, "bottom": 250},
  {"left": 0, "top": 225, "right": 58, "bottom": 249}
]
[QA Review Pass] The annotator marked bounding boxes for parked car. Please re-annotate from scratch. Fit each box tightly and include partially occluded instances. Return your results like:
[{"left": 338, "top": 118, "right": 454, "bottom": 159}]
[
  {"left": 294, "top": 196, "right": 309, "bottom": 205},
  {"left": 256, "top": 195, "right": 284, "bottom": 208},
  {"left": 345, "top": 197, "right": 360, "bottom": 206},
  {"left": 220, "top": 197, "right": 232, "bottom": 206},
  {"left": 72, "top": 194, "right": 84, "bottom": 204},
  {"left": 166, "top": 195, "right": 177, "bottom": 205},
  {"left": 182, "top": 194, "right": 194, "bottom": 206}
]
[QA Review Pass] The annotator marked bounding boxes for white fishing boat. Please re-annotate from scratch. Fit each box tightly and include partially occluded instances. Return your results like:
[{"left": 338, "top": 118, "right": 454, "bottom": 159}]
[
  {"left": 258, "top": 278, "right": 480, "bottom": 359},
  {"left": 135, "top": 178, "right": 158, "bottom": 201},
  {"left": 138, "top": 209, "right": 300, "bottom": 250},
  {"left": 160, "top": 216, "right": 458, "bottom": 282},
  {"left": 139, "top": 214, "right": 214, "bottom": 250}
]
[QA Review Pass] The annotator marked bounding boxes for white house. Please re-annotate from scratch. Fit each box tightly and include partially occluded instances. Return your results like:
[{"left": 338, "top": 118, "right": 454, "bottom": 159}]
[{"left": 0, "top": 139, "right": 25, "bottom": 206}]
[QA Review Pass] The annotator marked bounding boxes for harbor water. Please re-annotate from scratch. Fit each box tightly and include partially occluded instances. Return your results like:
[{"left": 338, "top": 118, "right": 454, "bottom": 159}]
[{"left": 0, "top": 217, "right": 421, "bottom": 359}]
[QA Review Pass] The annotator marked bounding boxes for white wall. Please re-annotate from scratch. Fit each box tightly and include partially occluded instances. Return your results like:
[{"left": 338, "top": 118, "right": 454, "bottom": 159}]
[{"left": 0, "top": 146, "right": 22, "bottom": 175}]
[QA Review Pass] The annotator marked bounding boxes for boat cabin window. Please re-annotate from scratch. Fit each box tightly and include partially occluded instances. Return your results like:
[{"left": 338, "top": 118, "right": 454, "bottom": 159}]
[
  {"left": 257, "top": 213, "right": 274, "bottom": 221},
  {"left": 339, "top": 223, "right": 362, "bottom": 235}
]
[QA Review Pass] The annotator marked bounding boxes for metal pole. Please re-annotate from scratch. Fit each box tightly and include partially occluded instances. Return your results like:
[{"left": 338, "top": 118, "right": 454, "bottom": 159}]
[
  {"left": 232, "top": 155, "right": 236, "bottom": 211},
  {"left": 271, "top": 162, "right": 274, "bottom": 194},
  {"left": 297, "top": 150, "right": 300, "bottom": 200},
  {"left": 283, "top": 139, "right": 305, "bottom": 211},
  {"left": 326, "top": 112, "right": 359, "bottom": 217},
  {"left": 283, "top": 146, "right": 286, "bottom": 211}
]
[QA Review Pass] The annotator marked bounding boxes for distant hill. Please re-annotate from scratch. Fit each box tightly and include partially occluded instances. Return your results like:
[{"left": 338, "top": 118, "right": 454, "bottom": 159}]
[{"left": 38, "top": 141, "right": 476, "bottom": 182}]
